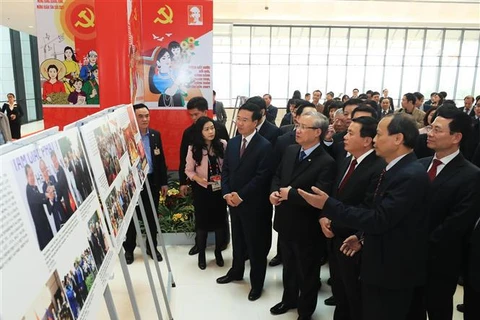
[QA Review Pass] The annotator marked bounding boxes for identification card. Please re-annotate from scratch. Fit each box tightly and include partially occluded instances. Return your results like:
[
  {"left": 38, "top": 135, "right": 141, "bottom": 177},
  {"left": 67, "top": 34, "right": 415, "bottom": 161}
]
[
  {"left": 210, "top": 175, "right": 222, "bottom": 192},
  {"left": 154, "top": 147, "right": 161, "bottom": 155}
]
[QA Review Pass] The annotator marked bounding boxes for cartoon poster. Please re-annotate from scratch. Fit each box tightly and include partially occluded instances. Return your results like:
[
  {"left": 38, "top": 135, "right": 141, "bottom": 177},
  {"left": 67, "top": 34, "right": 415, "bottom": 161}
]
[
  {"left": 35, "top": 0, "right": 100, "bottom": 107},
  {"left": 137, "top": 0, "right": 213, "bottom": 109}
]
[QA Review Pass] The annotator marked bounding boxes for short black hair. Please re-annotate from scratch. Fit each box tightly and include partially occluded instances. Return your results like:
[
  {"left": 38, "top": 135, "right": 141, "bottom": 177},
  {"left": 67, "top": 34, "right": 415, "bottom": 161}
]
[
  {"left": 295, "top": 101, "right": 316, "bottom": 116},
  {"left": 386, "top": 113, "right": 419, "bottom": 149},
  {"left": 352, "top": 116, "right": 378, "bottom": 140},
  {"left": 213, "top": 90, "right": 216, "bottom": 96},
  {"left": 263, "top": 93, "right": 272, "bottom": 100},
  {"left": 327, "top": 91, "right": 334, "bottom": 97},
  {"left": 435, "top": 106, "right": 472, "bottom": 143},
  {"left": 442, "top": 100, "right": 457, "bottom": 108},
  {"left": 133, "top": 103, "right": 149, "bottom": 111},
  {"left": 413, "top": 92, "right": 424, "bottom": 101},
  {"left": 372, "top": 91, "right": 380, "bottom": 96},
  {"left": 246, "top": 96, "right": 267, "bottom": 111},
  {"left": 366, "top": 90, "right": 373, "bottom": 95},
  {"left": 358, "top": 94, "right": 368, "bottom": 100},
  {"left": 439, "top": 91, "right": 447, "bottom": 98},
  {"left": 288, "top": 98, "right": 298, "bottom": 107},
  {"left": 423, "top": 108, "right": 437, "bottom": 126},
  {"left": 239, "top": 102, "right": 262, "bottom": 121},
  {"left": 352, "top": 104, "right": 377, "bottom": 119},
  {"left": 403, "top": 93, "right": 417, "bottom": 105},
  {"left": 329, "top": 101, "right": 344, "bottom": 112},
  {"left": 353, "top": 88, "right": 359, "bottom": 92},
  {"left": 344, "top": 98, "right": 363, "bottom": 109},
  {"left": 187, "top": 96, "right": 208, "bottom": 111}
]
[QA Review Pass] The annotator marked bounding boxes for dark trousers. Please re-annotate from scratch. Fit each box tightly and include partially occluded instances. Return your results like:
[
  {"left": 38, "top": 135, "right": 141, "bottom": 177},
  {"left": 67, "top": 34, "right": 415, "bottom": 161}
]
[
  {"left": 362, "top": 283, "right": 414, "bottom": 320},
  {"left": 194, "top": 214, "right": 230, "bottom": 248},
  {"left": 123, "top": 177, "right": 159, "bottom": 253},
  {"left": 425, "top": 269, "right": 458, "bottom": 320},
  {"left": 332, "top": 236, "right": 362, "bottom": 320},
  {"left": 228, "top": 208, "right": 271, "bottom": 291},
  {"left": 196, "top": 228, "right": 225, "bottom": 251},
  {"left": 280, "top": 238, "right": 321, "bottom": 318},
  {"left": 464, "top": 283, "right": 480, "bottom": 320}
]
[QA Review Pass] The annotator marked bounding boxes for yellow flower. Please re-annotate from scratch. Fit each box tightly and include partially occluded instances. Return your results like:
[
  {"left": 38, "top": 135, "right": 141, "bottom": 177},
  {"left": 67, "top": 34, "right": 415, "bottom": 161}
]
[
  {"left": 167, "top": 188, "right": 180, "bottom": 196},
  {"left": 181, "top": 41, "right": 189, "bottom": 50},
  {"left": 172, "top": 213, "right": 183, "bottom": 222},
  {"left": 187, "top": 37, "right": 195, "bottom": 44}
]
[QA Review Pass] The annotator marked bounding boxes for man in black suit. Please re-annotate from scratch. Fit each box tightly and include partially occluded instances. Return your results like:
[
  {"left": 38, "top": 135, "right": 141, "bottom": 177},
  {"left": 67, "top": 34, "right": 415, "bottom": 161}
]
[
  {"left": 123, "top": 103, "right": 168, "bottom": 264},
  {"left": 217, "top": 102, "right": 273, "bottom": 301},
  {"left": 299, "top": 114, "right": 430, "bottom": 320},
  {"left": 178, "top": 97, "right": 230, "bottom": 255},
  {"left": 379, "top": 97, "right": 393, "bottom": 119},
  {"left": 459, "top": 95, "right": 475, "bottom": 118},
  {"left": 417, "top": 107, "right": 480, "bottom": 320},
  {"left": 25, "top": 164, "right": 54, "bottom": 250},
  {"left": 323, "top": 116, "right": 385, "bottom": 320},
  {"left": 51, "top": 151, "right": 74, "bottom": 218},
  {"left": 464, "top": 218, "right": 480, "bottom": 319},
  {"left": 247, "top": 96, "right": 282, "bottom": 146},
  {"left": 269, "top": 111, "right": 335, "bottom": 320},
  {"left": 264, "top": 94, "right": 278, "bottom": 125}
]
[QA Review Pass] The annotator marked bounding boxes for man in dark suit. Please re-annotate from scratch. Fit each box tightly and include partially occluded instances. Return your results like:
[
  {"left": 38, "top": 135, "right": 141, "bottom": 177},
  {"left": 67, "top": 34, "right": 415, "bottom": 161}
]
[
  {"left": 45, "top": 185, "right": 66, "bottom": 232},
  {"left": 246, "top": 96, "right": 282, "bottom": 146},
  {"left": 217, "top": 102, "right": 273, "bottom": 301},
  {"left": 269, "top": 111, "right": 335, "bottom": 320},
  {"left": 51, "top": 151, "right": 74, "bottom": 218},
  {"left": 123, "top": 103, "right": 168, "bottom": 264},
  {"left": 25, "top": 164, "right": 54, "bottom": 250},
  {"left": 459, "top": 95, "right": 475, "bottom": 118},
  {"left": 417, "top": 107, "right": 480, "bottom": 320},
  {"left": 299, "top": 114, "right": 430, "bottom": 320},
  {"left": 323, "top": 116, "right": 385, "bottom": 320},
  {"left": 178, "top": 97, "right": 229, "bottom": 255},
  {"left": 464, "top": 218, "right": 480, "bottom": 319},
  {"left": 379, "top": 97, "right": 393, "bottom": 119},
  {"left": 264, "top": 93, "right": 278, "bottom": 125}
]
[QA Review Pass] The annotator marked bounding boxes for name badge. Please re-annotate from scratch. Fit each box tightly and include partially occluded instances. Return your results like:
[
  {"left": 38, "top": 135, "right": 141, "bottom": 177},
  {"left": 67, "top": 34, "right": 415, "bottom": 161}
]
[
  {"left": 210, "top": 175, "right": 222, "bottom": 192},
  {"left": 154, "top": 147, "right": 161, "bottom": 155}
]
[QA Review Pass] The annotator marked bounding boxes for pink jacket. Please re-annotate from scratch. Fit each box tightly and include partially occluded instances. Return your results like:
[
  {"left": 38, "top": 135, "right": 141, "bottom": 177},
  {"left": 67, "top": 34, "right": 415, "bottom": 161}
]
[{"left": 185, "top": 139, "right": 227, "bottom": 188}]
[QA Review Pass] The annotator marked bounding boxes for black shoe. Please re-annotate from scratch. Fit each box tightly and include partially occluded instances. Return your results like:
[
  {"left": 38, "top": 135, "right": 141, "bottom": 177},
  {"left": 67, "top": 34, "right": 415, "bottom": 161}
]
[
  {"left": 327, "top": 277, "right": 332, "bottom": 286},
  {"left": 125, "top": 251, "right": 134, "bottom": 265},
  {"left": 297, "top": 316, "right": 311, "bottom": 320},
  {"left": 147, "top": 249, "right": 163, "bottom": 262},
  {"left": 248, "top": 288, "right": 262, "bottom": 301},
  {"left": 457, "top": 304, "right": 465, "bottom": 313},
  {"left": 318, "top": 279, "right": 322, "bottom": 290},
  {"left": 270, "top": 302, "right": 296, "bottom": 315},
  {"left": 198, "top": 251, "right": 206, "bottom": 270},
  {"left": 269, "top": 255, "right": 282, "bottom": 267},
  {"left": 216, "top": 274, "right": 243, "bottom": 284},
  {"left": 458, "top": 276, "right": 464, "bottom": 286},
  {"left": 189, "top": 244, "right": 199, "bottom": 255},
  {"left": 215, "top": 250, "right": 224, "bottom": 267},
  {"left": 324, "top": 295, "right": 336, "bottom": 306}
]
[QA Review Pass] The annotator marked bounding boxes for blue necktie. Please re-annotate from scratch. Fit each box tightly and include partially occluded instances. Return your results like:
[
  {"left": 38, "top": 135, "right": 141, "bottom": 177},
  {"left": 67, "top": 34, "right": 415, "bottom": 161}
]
[{"left": 299, "top": 150, "right": 307, "bottom": 161}]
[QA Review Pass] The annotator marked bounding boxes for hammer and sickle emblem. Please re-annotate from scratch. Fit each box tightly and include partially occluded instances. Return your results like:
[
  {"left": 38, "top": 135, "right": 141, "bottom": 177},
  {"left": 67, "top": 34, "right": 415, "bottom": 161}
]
[
  {"left": 154, "top": 5, "right": 173, "bottom": 24},
  {"left": 74, "top": 8, "right": 95, "bottom": 28}
]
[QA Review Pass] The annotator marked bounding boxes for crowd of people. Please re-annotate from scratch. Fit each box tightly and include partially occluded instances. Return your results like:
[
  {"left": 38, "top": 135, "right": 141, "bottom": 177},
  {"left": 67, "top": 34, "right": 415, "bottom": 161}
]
[{"left": 154, "top": 88, "right": 479, "bottom": 320}]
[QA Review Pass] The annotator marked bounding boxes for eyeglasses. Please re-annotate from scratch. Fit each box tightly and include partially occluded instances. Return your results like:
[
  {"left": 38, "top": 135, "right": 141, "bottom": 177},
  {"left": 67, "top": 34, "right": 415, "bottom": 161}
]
[
  {"left": 426, "top": 127, "right": 450, "bottom": 135},
  {"left": 295, "top": 124, "right": 319, "bottom": 130}
]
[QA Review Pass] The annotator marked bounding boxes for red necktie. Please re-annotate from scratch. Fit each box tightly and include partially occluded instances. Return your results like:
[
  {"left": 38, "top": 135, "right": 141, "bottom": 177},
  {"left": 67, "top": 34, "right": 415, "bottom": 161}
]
[
  {"left": 338, "top": 159, "right": 357, "bottom": 194},
  {"left": 240, "top": 138, "right": 247, "bottom": 157},
  {"left": 428, "top": 159, "right": 443, "bottom": 181}
]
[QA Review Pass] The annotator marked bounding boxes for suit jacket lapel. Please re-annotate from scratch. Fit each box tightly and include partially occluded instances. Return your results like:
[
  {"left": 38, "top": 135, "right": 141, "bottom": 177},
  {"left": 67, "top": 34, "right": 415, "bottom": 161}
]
[
  {"left": 238, "top": 132, "right": 258, "bottom": 164},
  {"left": 287, "top": 145, "right": 323, "bottom": 185},
  {"left": 432, "top": 153, "right": 465, "bottom": 187},
  {"left": 336, "top": 156, "right": 352, "bottom": 190},
  {"left": 149, "top": 131, "right": 156, "bottom": 159}
]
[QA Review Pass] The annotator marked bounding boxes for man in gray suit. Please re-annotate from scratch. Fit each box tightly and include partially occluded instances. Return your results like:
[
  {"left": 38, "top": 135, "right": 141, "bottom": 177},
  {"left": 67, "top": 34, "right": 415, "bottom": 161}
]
[{"left": 213, "top": 90, "right": 227, "bottom": 125}]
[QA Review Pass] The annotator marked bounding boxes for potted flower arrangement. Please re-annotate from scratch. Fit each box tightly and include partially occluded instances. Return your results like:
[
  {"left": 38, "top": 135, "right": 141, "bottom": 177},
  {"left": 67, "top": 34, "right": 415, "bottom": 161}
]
[{"left": 157, "top": 181, "right": 196, "bottom": 245}]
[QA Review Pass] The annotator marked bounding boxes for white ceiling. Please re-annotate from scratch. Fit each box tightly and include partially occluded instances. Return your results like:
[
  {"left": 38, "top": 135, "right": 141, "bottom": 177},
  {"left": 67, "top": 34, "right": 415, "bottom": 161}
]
[{"left": 1, "top": 0, "right": 479, "bottom": 36}]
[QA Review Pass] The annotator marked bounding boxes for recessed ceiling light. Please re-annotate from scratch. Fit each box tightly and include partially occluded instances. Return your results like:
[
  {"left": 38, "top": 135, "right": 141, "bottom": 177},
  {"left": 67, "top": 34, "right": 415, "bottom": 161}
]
[{"left": 28, "top": 25, "right": 34, "bottom": 28}]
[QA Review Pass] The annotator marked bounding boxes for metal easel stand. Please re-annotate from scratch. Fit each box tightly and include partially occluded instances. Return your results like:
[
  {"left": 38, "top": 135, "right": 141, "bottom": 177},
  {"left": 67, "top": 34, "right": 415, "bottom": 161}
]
[
  {"left": 228, "top": 95, "right": 247, "bottom": 138},
  {"left": 104, "top": 284, "right": 120, "bottom": 320},
  {"left": 133, "top": 213, "right": 164, "bottom": 320},
  {"left": 118, "top": 247, "right": 142, "bottom": 320},
  {"left": 138, "top": 194, "right": 174, "bottom": 320},
  {"left": 145, "top": 179, "right": 176, "bottom": 291}
]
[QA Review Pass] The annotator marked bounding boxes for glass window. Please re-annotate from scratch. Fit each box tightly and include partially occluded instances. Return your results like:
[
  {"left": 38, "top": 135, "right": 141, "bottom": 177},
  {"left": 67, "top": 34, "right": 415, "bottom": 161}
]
[
  {"left": 212, "top": 63, "right": 230, "bottom": 101},
  {"left": 288, "top": 65, "right": 308, "bottom": 97},
  {"left": 270, "top": 65, "right": 289, "bottom": 101},
  {"left": 231, "top": 65, "right": 250, "bottom": 97},
  {"left": 290, "top": 27, "right": 310, "bottom": 55},
  {"left": 250, "top": 65, "right": 269, "bottom": 96},
  {"left": 383, "top": 66, "right": 402, "bottom": 101},
  {"left": 401, "top": 67, "right": 420, "bottom": 93},
  {"left": 386, "top": 29, "right": 406, "bottom": 57},
  {"left": 345, "top": 66, "right": 365, "bottom": 95},
  {"left": 251, "top": 26, "right": 270, "bottom": 54},
  {"left": 456, "top": 67, "right": 475, "bottom": 100},
  {"left": 232, "top": 26, "right": 250, "bottom": 54},
  {"left": 367, "top": 29, "right": 387, "bottom": 58},
  {"left": 307, "top": 66, "right": 327, "bottom": 94},
  {"left": 270, "top": 27, "right": 290, "bottom": 54},
  {"left": 310, "top": 28, "right": 329, "bottom": 55},
  {"left": 420, "top": 67, "right": 440, "bottom": 95},
  {"left": 364, "top": 66, "right": 383, "bottom": 93},
  {"left": 327, "top": 65, "right": 347, "bottom": 95}
]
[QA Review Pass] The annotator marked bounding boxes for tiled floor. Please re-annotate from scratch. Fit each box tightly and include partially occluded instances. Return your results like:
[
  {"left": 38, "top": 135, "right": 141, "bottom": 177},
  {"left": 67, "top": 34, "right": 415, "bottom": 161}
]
[{"left": 96, "top": 237, "right": 465, "bottom": 320}]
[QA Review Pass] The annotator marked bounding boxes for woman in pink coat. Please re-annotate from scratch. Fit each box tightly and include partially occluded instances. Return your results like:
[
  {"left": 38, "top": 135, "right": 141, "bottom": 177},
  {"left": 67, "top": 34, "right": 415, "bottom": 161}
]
[{"left": 185, "top": 116, "right": 228, "bottom": 270}]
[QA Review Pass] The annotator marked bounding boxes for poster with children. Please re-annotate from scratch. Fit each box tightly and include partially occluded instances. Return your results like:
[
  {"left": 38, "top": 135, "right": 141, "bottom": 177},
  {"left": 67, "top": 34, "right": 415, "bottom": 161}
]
[
  {"left": 35, "top": 0, "right": 100, "bottom": 107},
  {"left": 136, "top": 0, "right": 213, "bottom": 109}
]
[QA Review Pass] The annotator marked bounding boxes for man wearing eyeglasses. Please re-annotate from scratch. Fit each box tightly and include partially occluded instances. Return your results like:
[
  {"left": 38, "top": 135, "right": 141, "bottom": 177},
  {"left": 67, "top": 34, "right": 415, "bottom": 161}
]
[
  {"left": 269, "top": 111, "right": 335, "bottom": 320},
  {"left": 416, "top": 107, "right": 480, "bottom": 319}
]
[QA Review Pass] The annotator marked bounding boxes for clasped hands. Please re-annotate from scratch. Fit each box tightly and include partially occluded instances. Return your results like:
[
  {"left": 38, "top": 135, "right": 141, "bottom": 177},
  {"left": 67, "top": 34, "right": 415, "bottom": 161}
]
[
  {"left": 224, "top": 192, "right": 242, "bottom": 207},
  {"left": 269, "top": 186, "right": 292, "bottom": 206}
]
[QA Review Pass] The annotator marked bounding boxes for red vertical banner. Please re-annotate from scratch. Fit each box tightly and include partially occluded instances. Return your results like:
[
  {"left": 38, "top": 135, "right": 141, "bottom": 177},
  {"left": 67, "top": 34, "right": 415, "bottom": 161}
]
[{"left": 137, "top": 0, "right": 213, "bottom": 170}]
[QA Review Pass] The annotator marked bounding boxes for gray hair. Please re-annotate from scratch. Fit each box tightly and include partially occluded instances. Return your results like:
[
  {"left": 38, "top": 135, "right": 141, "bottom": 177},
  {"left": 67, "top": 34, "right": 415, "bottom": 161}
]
[
  {"left": 302, "top": 111, "right": 330, "bottom": 140},
  {"left": 334, "top": 108, "right": 344, "bottom": 118}
]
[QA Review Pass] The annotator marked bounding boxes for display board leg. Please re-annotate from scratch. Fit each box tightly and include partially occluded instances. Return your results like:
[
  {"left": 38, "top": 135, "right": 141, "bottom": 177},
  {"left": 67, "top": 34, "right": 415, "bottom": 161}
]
[
  {"left": 104, "top": 285, "right": 120, "bottom": 320},
  {"left": 139, "top": 197, "right": 174, "bottom": 320},
  {"left": 145, "top": 179, "right": 176, "bottom": 288},
  {"left": 118, "top": 247, "right": 142, "bottom": 320},
  {"left": 133, "top": 214, "right": 163, "bottom": 320}
]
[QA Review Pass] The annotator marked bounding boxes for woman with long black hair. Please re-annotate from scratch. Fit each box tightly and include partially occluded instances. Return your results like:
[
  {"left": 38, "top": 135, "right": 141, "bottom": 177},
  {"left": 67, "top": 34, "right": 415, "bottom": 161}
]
[{"left": 185, "top": 116, "right": 228, "bottom": 269}]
